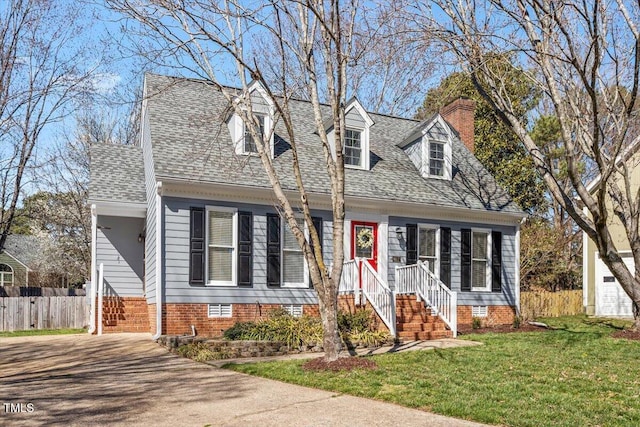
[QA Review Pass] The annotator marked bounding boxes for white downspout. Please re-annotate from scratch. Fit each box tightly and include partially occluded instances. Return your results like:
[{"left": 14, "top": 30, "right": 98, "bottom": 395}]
[
  {"left": 88, "top": 204, "right": 98, "bottom": 334},
  {"left": 515, "top": 220, "right": 522, "bottom": 316},
  {"left": 152, "top": 182, "right": 163, "bottom": 340}
]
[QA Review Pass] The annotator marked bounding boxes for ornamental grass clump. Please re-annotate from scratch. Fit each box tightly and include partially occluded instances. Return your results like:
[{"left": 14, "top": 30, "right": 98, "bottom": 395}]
[
  {"left": 223, "top": 308, "right": 390, "bottom": 350},
  {"left": 223, "top": 309, "right": 323, "bottom": 349}
]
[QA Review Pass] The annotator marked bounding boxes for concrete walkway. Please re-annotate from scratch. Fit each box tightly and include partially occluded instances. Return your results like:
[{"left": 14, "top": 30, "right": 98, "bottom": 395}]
[{"left": 0, "top": 334, "right": 487, "bottom": 426}]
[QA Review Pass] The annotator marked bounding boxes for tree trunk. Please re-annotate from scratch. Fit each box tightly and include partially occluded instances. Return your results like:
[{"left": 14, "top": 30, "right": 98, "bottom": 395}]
[
  {"left": 633, "top": 301, "right": 640, "bottom": 331},
  {"left": 317, "top": 278, "right": 341, "bottom": 361}
]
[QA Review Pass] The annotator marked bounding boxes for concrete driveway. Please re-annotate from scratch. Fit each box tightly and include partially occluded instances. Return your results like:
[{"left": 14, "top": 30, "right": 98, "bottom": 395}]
[{"left": 0, "top": 334, "right": 486, "bottom": 426}]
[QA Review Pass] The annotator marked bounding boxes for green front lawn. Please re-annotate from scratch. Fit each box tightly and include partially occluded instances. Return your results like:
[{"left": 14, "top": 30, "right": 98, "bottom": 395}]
[
  {"left": 227, "top": 316, "right": 640, "bottom": 427},
  {"left": 0, "top": 328, "right": 85, "bottom": 337}
]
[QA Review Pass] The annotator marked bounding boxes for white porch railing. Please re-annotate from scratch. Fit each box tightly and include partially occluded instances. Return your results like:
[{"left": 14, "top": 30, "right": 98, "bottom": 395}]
[
  {"left": 339, "top": 259, "right": 359, "bottom": 294},
  {"left": 360, "top": 259, "right": 396, "bottom": 337},
  {"left": 396, "top": 261, "right": 457, "bottom": 337}
]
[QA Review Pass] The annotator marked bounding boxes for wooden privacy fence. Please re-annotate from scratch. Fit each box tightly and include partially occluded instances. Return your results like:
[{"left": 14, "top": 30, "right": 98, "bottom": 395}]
[
  {"left": 0, "top": 296, "right": 89, "bottom": 332},
  {"left": 520, "top": 290, "right": 583, "bottom": 320}
]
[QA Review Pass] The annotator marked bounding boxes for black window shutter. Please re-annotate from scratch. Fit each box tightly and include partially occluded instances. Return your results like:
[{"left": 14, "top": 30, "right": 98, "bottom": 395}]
[
  {"left": 492, "top": 231, "right": 502, "bottom": 292},
  {"left": 238, "top": 212, "right": 253, "bottom": 287},
  {"left": 189, "top": 207, "right": 205, "bottom": 285},
  {"left": 461, "top": 228, "right": 471, "bottom": 292},
  {"left": 310, "top": 217, "right": 323, "bottom": 289},
  {"left": 266, "top": 213, "right": 281, "bottom": 287},
  {"left": 406, "top": 224, "right": 418, "bottom": 265},
  {"left": 440, "top": 227, "right": 451, "bottom": 288}
]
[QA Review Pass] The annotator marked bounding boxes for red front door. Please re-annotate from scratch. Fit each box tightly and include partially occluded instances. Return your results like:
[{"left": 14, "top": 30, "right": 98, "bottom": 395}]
[{"left": 351, "top": 221, "right": 378, "bottom": 271}]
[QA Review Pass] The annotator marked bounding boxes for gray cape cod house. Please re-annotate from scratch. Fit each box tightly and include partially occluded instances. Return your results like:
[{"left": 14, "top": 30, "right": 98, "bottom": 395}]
[{"left": 88, "top": 74, "right": 525, "bottom": 339}]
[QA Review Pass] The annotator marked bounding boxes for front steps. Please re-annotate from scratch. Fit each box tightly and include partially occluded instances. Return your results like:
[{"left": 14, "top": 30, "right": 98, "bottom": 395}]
[{"left": 395, "top": 295, "right": 453, "bottom": 341}]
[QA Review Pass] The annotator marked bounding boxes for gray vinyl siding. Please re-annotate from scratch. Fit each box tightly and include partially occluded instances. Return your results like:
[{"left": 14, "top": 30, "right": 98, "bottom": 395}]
[
  {"left": 388, "top": 217, "right": 517, "bottom": 306},
  {"left": 427, "top": 121, "right": 448, "bottom": 140},
  {"left": 345, "top": 108, "right": 366, "bottom": 129},
  {"left": 96, "top": 215, "right": 145, "bottom": 297},
  {"left": 142, "top": 104, "right": 157, "bottom": 303},
  {"left": 250, "top": 90, "right": 270, "bottom": 114},
  {"left": 162, "top": 197, "right": 334, "bottom": 305},
  {"left": 403, "top": 139, "right": 422, "bottom": 175}
]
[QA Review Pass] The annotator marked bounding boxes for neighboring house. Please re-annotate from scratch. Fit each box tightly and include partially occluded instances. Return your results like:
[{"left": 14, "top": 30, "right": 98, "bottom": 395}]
[
  {"left": 0, "top": 235, "right": 41, "bottom": 287},
  {"left": 88, "top": 74, "right": 526, "bottom": 339},
  {"left": 583, "top": 138, "right": 640, "bottom": 317}
]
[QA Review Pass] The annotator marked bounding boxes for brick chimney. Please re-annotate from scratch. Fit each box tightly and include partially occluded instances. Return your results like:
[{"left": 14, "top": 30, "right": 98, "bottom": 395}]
[{"left": 440, "top": 98, "right": 476, "bottom": 153}]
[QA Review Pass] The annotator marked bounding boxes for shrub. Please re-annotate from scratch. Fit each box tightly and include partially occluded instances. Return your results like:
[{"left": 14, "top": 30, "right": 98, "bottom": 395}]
[
  {"left": 338, "top": 310, "right": 374, "bottom": 333},
  {"left": 176, "top": 342, "right": 218, "bottom": 362},
  {"left": 223, "top": 321, "right": 258, "bottom": 340},
  {"left": 222, "top": 308, "right": 390, "bottom": 349},
  {"left": 342, "top": 330, "right": 390, "bottom": 348},
  {"left": 512, "top": 315, "right": 522, "bottom": 329},
  {"left": 472, "top": 317, "right": 483, "bottom": 329}
]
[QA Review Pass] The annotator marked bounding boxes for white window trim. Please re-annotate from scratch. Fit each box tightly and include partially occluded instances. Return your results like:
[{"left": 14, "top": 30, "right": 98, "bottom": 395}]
[
  {"left": 471, "top": 227, "right": 492, "bottom": 292},
  {"left": 208, "top": 303, "right": 233, "bottom": 318},
  {"left": 417, "top": 224, "right": 440, "bottom": 277},
  {"left": 344, "top": 126, "right": 370, "bottom": 170},
  {"left": 205, "top": 206, "right": 238, "bottom": 287},
  {"left": 0, "top": 263, "right": 14, "bottom": 286},
  {"left": 422, "top": 118, "right": 453, "bottom": 180},
  {"left": 281, "top": 216, "right": 309, "bottom": 289},
  {"left": 235, "top": 112, "right": 274, "bottom": 157}
]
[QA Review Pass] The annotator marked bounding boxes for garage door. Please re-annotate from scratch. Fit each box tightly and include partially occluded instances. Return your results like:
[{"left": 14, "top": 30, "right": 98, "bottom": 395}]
[{"left": 594, "top": 255, "right": 635, "bottom": 317}]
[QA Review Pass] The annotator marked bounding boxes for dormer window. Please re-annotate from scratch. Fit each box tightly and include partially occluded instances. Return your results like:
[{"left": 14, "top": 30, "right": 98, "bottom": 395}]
[
  {"left": 344, "top": 129, "right": 363, "bottom": 167},
  {"left": 243, "top": 114, "right": 265, "bottom": 154},
  {"left": 429, "top": 140, "right": 445, "bottom": 177},
  {"left": 398, "top": 116, "right": 453, "bottom": 181},
  {"left": 230, "top": 80, "right": 275, "bottom": 157}
]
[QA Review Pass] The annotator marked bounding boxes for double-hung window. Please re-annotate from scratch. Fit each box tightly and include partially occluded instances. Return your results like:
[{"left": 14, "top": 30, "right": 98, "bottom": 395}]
[
  {"left": 282, "top": 217, "right": 306, "bottom": 288},
  {"left": 243, "top": 114, "right": 265, "bottom": 154},
  {"left": 344, "top": 129, "right": 362, "bottom": 167},
  {"left": 429, "top": 141, "right": 445, "bottom": 177},
  {"left": 418, "top": 226, "right": 439, "bottom": 274},
  {"left": 471, "top": 230, "right": 490, "bottom": 291},
  {"left": 207, "top": 208, "right": 237, "bottom": 285}
]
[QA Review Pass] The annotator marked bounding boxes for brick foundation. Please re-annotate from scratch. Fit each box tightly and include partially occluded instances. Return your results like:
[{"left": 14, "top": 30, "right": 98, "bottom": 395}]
[
  {"left": 154, "top": 296, "right": 385, "bottom": 337},
  {"left": 148, "top": 303, "right": 157, "bottom": 335},
  {"left": 116, "top": 298, "right": 515, "bottom": 337},
  {"left": 98, "top": 297, "right": 150, "bottom": 333},
  {"left": 162, "top": 303, "right": 322, "bottom": 337},
  {"left": 457, "top": 305, "right": 516, "bottom": 328}
]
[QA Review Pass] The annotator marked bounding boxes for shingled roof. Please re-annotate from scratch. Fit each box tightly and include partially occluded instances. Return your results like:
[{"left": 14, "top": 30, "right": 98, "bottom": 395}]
[
  {"left": 2, "top": 234, "right": 42, "bottom": 268},
  {"left": 140, "top": 74, "right": 521, "bottom": 215},
  {"left": 89, "top": 144, "right": 145, "bottom": 205}
]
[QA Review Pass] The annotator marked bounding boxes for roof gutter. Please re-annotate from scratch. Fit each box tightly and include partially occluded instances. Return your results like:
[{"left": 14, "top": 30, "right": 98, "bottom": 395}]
[
  {"left": 152, "top": 182, "right": 163, "bottom": 340},
  {"left": 158, "top": 177, "right": 526, "bottom": 226}
]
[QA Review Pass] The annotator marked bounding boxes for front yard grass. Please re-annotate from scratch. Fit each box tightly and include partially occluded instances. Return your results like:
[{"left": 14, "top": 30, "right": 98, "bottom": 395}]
[
  {"left": 227, "top": 315, "right": 640, "bottom": 427},
  {"left": 0, "top": 328, "right": 85, "bottom": 337}
]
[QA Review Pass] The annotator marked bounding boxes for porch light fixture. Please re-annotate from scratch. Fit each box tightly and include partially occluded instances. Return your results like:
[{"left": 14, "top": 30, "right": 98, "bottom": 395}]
[{"left": 395, "top": 227, "right": 404, "bottom": 240}]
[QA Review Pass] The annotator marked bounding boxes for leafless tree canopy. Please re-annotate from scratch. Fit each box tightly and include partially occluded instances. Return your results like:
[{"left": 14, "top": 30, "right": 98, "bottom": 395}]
[
  {"left": 0, "top": 0, "right": 99, "bottom": 252},
  {"left": 420, "top": 0, "right": 640, "bottom": 322}
]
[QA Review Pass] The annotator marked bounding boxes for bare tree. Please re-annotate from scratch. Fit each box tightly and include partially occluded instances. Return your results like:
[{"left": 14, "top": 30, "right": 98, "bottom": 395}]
[
  {"left": 106, "top": 0, "right": 404, "bottom": 360},
  {"left": 420, "top": 0, "right": 640, "bottom": 325},
  {"left": 25, "top": 108, "right": 138, "bottom": 285},
  {"left": 0, "top": 0, "right": 98, "bottom": 252}
]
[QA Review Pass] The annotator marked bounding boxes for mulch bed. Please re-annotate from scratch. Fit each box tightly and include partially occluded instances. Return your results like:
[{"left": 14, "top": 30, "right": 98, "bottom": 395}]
[
  {"left": 302, "top": 356, "right": 378, "bottom": 372},
  {"left": 611, "top": 329, "right": 640, "bottom": 341}
]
